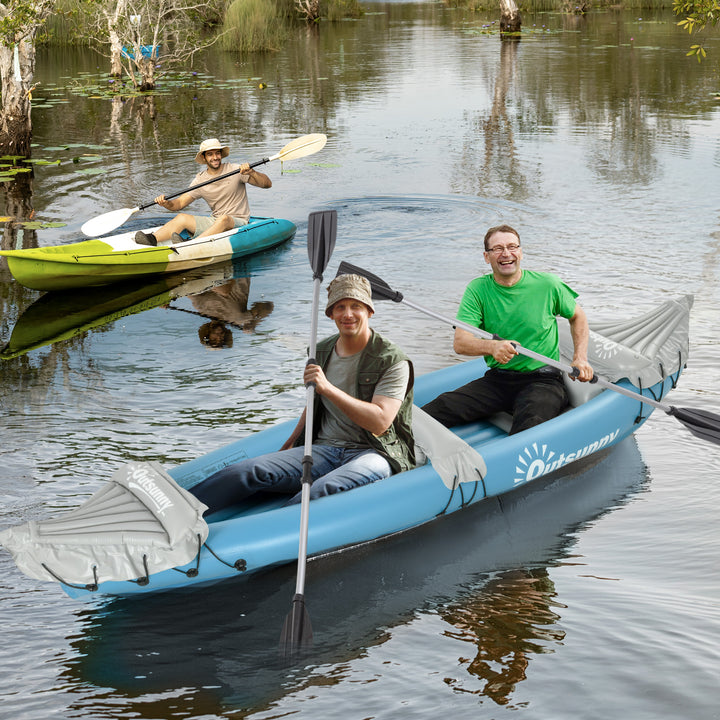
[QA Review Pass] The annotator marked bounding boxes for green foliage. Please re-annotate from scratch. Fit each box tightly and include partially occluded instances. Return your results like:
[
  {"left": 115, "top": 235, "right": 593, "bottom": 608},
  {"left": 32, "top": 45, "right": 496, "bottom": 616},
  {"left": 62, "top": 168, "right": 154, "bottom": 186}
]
[
  {"left": 0, "top": 0, "right": 55, "bottom": 47},
  {"left": 41, "top": 0, "right": 116, "bottom": 45},
  {"left": 674, "top": 0, "right": 720, "bottom": 59}
]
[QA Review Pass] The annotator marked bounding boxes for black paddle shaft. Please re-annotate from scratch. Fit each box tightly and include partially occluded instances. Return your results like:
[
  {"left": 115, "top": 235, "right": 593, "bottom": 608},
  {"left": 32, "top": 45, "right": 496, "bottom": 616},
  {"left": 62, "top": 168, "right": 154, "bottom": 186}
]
[{"left": 138, "top": 157, "right": 271, "bottom": 211}]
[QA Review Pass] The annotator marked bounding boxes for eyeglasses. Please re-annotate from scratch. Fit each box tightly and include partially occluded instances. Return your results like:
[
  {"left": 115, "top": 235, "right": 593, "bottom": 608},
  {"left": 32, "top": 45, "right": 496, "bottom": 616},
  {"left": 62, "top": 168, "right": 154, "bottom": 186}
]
[{"left": 486, "top": 243, "right": 520, "bottom": 255}]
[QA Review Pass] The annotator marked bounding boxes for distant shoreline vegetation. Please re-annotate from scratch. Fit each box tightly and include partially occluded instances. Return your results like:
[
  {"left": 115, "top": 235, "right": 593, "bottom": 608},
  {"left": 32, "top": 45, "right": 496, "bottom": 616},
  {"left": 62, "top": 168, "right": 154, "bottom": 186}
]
[
  {"left": 40, "top": 0, "right": 677, "bottom": 54},
  {"left": 444, "top": 0, "right": 675, "bottom": 9},
  {"left": 41, "top": 0, "right": 364, "bottom": 52}
]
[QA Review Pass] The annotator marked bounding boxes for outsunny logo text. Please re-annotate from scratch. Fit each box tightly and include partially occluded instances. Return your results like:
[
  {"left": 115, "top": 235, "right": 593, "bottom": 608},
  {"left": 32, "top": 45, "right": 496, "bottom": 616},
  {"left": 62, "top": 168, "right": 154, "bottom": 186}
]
[
  {"left": 513, "top": 427, "right": 621, "bottom": 485},
  {"left": 127, "top": 465, "right": 174, "bottom": 516}
]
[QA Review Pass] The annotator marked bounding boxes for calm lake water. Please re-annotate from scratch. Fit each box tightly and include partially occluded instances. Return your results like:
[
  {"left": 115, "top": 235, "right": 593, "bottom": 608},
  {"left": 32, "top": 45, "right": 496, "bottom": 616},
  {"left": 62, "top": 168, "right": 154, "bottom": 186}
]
[{"left": 1, "top": 3, "right": 719, "bottom": 718}]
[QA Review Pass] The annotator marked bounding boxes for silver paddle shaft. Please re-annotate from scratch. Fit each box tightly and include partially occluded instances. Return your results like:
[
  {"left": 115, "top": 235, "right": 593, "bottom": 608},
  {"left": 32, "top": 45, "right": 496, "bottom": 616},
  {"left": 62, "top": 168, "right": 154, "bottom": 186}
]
[
  {"left": 401, "top": 297, "right": 673, "bottom": 415},
  {"left": 294, "top": 276, "right": 322, "bottom": 595}
]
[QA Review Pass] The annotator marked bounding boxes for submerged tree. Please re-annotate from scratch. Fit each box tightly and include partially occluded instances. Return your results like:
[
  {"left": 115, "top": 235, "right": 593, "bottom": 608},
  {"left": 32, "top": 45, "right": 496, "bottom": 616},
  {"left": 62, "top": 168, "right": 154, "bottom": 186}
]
[
  {"left": 0, "top": 0, "right": 54, "bottom": 155},
  {"left": 499, "top": 0, "right": 521, "bottom": 35},
  {"left": 86, "top": 0, "right": 224, "bottom": 91},
  {"left": 295, "top": 0, "right": 320, "bottom": 22}
]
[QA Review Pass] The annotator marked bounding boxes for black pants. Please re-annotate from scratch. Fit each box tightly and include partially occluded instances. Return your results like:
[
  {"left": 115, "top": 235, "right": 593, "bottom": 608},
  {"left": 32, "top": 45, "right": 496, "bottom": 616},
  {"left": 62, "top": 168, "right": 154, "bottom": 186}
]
[{"left": 422, "top": 366, "right": 569, "bottom": 435}]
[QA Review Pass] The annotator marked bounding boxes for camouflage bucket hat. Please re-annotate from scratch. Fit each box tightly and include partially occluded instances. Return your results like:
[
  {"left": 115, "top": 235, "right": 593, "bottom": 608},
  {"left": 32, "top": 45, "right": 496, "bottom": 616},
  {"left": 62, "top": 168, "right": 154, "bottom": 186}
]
[{"left": 325, "top": 274, "right": 375, "bottom": 317}]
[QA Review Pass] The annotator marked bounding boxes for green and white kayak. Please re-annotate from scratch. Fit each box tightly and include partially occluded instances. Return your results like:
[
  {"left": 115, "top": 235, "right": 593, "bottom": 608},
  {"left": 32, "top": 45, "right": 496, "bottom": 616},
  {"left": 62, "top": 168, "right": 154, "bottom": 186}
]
[{"left": 0, "top": 216, "right": 296, "bottom": 291}]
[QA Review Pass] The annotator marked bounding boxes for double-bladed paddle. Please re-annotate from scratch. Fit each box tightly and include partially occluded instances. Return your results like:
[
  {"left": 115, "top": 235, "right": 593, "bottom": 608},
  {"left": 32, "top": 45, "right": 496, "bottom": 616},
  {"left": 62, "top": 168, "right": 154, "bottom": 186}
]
[
  {"left": 336, "top": 261, "right": 720, "bottom": 446},
  {"left": 279, "top": 209, "right": 338, "bottom": 658},
  {"left": 80, "top": 134, "right": 328, "bottom": 238}
]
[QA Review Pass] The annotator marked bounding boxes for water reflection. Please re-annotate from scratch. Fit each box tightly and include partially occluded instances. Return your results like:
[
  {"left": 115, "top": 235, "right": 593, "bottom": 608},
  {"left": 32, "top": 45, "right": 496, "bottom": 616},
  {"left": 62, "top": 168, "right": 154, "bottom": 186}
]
[
  {"left": 1, "top": 259, "right": 274, "bottom": 360},
  {"left": 441, "top": 568, "right": 563, "bottom": 705},
  {"left": 188, "top": 277, "right": 274, "bottom": 348},
  {"left": 454, "top": 40, "right": 529, "bottom": 200},
  {"left": 58, "top": 439, "right": 647, "bottom": 714},
  {"left": 1, "top": 171, "right": 37, "bottom": 251}
]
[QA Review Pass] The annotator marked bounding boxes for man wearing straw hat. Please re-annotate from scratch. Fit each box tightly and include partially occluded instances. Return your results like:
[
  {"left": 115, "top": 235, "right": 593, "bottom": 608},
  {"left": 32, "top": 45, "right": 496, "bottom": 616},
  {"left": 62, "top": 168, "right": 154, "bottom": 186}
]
[
  {"left": 190, "top": 274, "right": 415, "bottom": 512},
  {"left": 135, "top": 138, "right": 272, "bottom": 246}
]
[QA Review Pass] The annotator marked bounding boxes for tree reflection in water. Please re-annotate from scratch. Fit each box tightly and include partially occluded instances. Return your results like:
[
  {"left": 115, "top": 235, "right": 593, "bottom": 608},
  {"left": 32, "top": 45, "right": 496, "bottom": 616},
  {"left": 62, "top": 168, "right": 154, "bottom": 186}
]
[{"left": 441, "top": 567, "right": 564, "bottom": 705}]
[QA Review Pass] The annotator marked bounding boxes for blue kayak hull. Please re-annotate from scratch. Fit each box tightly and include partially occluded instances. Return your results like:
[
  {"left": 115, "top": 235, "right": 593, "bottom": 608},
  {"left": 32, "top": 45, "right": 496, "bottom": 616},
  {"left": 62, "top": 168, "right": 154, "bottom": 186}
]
[{"left": 62, "top": 356, "right": 680, "bottom": 599}]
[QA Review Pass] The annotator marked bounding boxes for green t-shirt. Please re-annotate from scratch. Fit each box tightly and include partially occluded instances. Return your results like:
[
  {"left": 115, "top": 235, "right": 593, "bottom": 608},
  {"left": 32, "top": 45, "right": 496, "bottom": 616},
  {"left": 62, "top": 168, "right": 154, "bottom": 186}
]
[{"left": 456, "top": 270, "right": 578, "bottom": 372}]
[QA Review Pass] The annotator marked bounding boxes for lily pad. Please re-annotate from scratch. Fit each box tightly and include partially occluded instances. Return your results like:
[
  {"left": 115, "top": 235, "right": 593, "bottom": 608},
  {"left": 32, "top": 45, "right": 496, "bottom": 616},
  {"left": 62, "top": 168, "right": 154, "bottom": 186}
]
[
  {"left": 19, "top": 220, "right": 67, "bottom": 229},
  {"left": 24, "top": 159, "right": 62, "bottom": 165},
  {"left": 65, "top": 144, "right": 109, "bottom": 151}
]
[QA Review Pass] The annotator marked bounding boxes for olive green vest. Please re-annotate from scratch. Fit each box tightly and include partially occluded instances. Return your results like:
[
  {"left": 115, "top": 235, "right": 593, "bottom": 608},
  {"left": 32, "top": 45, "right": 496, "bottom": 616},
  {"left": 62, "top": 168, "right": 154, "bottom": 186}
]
[{"left": 311, "top": 329, "right": 415, "bottom": 474}]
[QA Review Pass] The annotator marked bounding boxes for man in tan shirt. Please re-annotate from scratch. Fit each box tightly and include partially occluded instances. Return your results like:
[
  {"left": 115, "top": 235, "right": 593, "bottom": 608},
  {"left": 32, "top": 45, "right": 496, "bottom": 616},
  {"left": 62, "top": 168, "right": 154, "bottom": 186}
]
[{"left": 135, "top": 138, "right": 272, "bottom": 246}]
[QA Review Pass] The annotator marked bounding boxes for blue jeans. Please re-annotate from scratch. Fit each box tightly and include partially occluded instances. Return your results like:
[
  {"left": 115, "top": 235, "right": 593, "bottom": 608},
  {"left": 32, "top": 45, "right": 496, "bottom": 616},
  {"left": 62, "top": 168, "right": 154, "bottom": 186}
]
[{"left": 191, "top": 445, "right": 392, "bottom": 514}]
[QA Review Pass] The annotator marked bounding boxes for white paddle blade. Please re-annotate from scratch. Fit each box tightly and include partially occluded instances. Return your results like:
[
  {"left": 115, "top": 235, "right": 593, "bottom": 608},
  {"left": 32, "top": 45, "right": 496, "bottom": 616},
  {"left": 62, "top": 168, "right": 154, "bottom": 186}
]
[
  {"left": 274, "top": 134, "right": 327, "bottom": 163},
  {"left": 81, "top": 207, "right": 139, "bottom": 237}
]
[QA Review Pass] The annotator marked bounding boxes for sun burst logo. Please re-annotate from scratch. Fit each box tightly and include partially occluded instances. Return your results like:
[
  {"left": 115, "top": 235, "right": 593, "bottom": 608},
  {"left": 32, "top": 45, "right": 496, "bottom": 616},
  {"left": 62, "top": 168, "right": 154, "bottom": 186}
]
[
  {"left": 514, "top": 442, "right": 555, "bottom": 484},
  {"left": 589, "top": 331, "right": 622, "bottom": 361}
]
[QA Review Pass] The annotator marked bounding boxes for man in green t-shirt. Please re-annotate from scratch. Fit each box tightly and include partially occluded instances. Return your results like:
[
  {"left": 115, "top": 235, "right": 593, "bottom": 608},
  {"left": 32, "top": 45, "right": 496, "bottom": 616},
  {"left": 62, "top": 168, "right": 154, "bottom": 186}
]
[{"left": 423, "top": 224, "right": 594, "bottom": 435}]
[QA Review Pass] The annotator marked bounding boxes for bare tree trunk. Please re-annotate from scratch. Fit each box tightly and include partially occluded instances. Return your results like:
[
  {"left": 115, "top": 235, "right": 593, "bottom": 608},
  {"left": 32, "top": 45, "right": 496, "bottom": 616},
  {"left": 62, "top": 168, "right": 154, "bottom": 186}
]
[
  {"left": 0, "top": 37, "right": 36, "bottom": 157},
  {"left": 295, "top": 0, "right": 320, "bottom": 22},
  {"left": 108, "top": 0, "right": 127, "bottom": 77},
  {"left": 109, "top": 30, "right": 124, "bottom": 76},
  {"left": 499, "top": 0, "right": 522, "bottom": 35},
  {"left": 138, "top": 56, "right": 156, "bottom": 91}
]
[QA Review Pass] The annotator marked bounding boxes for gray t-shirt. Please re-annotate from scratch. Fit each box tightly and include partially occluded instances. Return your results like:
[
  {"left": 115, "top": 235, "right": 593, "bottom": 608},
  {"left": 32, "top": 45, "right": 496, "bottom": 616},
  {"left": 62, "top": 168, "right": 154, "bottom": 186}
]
[{"left": 315, "top": 348, "right": 410, "bottom": 448}]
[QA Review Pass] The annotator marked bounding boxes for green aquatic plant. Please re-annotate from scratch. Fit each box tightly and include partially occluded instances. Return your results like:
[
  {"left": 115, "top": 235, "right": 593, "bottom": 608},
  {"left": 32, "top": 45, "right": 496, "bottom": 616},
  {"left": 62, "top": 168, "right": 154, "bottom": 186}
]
[{"left": 220, "top": 0, "right": 288, "bottom": 52}]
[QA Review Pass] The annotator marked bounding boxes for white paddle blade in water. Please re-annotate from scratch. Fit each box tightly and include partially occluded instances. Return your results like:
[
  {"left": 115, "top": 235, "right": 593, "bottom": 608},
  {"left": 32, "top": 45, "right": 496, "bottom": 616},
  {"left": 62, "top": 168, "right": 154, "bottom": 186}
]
[
  {"left": 274, "top": 134, "right": 327, "bottom": 163},
  {"left": 81, "top": 207, "right": 139, "bottom": 238}
]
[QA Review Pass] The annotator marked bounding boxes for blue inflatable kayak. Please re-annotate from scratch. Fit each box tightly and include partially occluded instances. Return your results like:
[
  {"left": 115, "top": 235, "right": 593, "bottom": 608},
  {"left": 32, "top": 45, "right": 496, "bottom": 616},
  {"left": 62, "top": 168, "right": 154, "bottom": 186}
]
[{"left": 0, "top": 295, "right": 693, "bottom": 599}]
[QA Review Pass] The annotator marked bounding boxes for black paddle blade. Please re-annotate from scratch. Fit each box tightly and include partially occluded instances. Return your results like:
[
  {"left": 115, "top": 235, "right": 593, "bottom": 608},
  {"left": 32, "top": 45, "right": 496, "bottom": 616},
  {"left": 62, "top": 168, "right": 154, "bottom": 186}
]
[
  {"left": 336, "top": 261, "right": 404, "bottom": 302},
  {"left": 307, "top": 210, "right": 337, "bottom": 279},
  {"left": 669, "top": 406, "right": 720, "bottom": 445},
  {"left": 279, "top": 593, "right": 313, "bottom": 657}
]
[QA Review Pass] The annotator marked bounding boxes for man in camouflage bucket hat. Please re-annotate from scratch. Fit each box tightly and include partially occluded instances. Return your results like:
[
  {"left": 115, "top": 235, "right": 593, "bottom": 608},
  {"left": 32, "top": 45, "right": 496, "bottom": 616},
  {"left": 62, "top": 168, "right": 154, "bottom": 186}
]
[{"left": 191, "top": 274, "right": 415, "bottom": 511}]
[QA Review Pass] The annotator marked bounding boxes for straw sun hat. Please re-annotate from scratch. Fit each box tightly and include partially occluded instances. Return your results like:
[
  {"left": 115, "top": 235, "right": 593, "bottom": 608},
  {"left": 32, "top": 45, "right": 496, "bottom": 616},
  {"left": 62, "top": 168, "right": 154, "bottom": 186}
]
[{"left": 195, "top": 138, "right": 230, "bottom": 164}]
